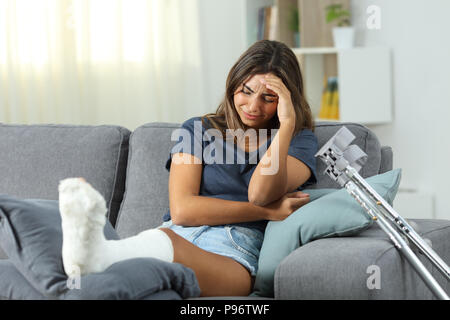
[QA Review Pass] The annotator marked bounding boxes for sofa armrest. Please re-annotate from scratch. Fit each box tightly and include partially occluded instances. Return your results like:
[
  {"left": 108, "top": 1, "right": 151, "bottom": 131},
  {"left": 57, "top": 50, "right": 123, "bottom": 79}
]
[
  {"left": 379, "top": 146, "right": 393, "bottom": 173},
  {"left": 274, "top": 219, "right": 450, "bottom": 300}
]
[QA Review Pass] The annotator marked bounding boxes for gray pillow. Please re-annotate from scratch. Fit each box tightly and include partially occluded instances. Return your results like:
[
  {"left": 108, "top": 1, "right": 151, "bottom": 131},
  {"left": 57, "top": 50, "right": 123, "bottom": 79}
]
[
  {"left": 0, "top": 260, "right": 47, "bottom": 300},
  {"left": 0, "top": 195, "right": 200, "bottom": 299}
]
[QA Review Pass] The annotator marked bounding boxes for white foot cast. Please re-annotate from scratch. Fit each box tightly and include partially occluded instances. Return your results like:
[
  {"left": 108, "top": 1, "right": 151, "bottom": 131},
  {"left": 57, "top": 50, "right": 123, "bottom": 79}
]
[
  {"left": 58, "top": 178, "right": 174, "bottom": 278},
  {"left": 59, "top": 178, "right": 109, "bottom": 277}
]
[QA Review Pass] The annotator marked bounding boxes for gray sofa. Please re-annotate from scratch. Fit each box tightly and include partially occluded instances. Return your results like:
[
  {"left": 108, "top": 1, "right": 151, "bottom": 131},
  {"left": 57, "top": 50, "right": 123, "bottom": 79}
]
[{"left": 0, "top": 121, "right": 449, "bottom": 299}]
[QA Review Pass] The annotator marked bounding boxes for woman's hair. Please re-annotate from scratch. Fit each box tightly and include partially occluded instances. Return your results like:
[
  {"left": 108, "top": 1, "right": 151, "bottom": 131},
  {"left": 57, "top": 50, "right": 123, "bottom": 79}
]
[{"left": 201, "top": 40, "right": 314, "bottom": 137}]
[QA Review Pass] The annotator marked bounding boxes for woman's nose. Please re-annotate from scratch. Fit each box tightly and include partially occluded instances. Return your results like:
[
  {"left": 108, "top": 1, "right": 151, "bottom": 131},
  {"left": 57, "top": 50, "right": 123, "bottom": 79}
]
[{"left": 247, "top": 96, "right": 260, "bottom": 113}]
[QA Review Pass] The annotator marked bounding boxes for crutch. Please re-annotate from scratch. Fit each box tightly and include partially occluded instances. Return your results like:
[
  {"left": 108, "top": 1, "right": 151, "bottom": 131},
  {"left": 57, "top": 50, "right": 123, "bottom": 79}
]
[{"left": 315, "top": 126, "right": 449, "bottom": 300}]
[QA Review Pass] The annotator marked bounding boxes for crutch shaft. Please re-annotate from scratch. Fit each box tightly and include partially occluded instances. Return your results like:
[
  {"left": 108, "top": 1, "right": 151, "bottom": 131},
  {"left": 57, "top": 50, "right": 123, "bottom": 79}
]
[
  {"left": 346, "top": 181, "right": 449, "bottom": 300},
  {"left": 346, "top": 166, "right": 450, "bottom": 281}
]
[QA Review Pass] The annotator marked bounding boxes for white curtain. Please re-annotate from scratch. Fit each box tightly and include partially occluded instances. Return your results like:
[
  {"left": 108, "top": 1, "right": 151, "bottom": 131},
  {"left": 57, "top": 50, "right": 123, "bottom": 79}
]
[{"left": 0, "top": 0, "right": 206, "bottom": 130}]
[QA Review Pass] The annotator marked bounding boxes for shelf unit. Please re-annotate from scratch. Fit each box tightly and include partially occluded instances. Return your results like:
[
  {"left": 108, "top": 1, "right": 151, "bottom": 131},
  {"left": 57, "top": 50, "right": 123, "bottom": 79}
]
[
  {"left": 294, "top": 46, "right": 392, "bottom": 124},
  {"left": 245, "top": 0, "right": 393, "bottom": 125}
]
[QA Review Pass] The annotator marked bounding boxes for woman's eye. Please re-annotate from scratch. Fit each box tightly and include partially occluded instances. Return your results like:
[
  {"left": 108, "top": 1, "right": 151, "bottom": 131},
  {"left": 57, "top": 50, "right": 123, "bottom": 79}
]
[{"left": 240, "top": 88, "right": 275, "bottom": 103}]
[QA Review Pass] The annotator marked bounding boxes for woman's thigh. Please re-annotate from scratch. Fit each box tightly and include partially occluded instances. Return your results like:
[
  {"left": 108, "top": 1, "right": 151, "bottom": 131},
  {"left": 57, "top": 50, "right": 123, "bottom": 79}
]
[{"left": 159, "top": 228, "right": 253, "bottom": 297}]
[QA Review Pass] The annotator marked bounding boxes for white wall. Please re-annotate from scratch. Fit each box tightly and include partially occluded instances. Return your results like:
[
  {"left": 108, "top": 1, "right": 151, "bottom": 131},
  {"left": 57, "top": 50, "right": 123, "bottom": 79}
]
[
  {"left": 196, "top": 0, "right": 248, "bottom": 116},
  {"left": 351, "top": 0, "right": 450, "bottom": 219},
  {"left": 196, "top": 0, "right": 450, "bottom": 220}
]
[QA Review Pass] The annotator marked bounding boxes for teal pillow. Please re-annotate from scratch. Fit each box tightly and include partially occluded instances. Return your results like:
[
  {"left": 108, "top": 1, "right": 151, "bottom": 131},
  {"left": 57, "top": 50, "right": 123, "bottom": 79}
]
[{"left": 252, "top": 169, "right": 402, "bottom": 297}]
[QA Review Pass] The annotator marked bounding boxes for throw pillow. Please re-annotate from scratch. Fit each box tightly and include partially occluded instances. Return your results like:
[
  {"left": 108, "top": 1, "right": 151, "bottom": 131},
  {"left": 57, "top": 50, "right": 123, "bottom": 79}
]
[
  {"left": 0, "top": 195, "right": 200, "bottom": 299},
  {"left": 252, "top": 168, "right": 402, "bottom": 297},
  {"left": 0, "top": 260, "right": 47, "bottom": 300}
]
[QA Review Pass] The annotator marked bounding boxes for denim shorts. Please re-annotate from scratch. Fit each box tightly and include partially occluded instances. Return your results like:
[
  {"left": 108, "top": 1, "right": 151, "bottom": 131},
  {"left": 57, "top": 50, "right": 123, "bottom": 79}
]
[{"left": 158, "top": 221, "right": 264, "bottom": 276}]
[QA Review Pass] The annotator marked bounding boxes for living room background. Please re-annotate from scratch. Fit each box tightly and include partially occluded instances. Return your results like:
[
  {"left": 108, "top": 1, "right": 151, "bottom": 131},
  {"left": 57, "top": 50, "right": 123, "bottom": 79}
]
[{"left": 1, "top": 0, "right": 449, "bottom": 221}]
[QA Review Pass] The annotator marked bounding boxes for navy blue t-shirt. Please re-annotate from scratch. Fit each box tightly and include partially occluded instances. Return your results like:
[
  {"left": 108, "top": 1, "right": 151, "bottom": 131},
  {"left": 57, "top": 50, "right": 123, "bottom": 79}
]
[{"left": 163, "top": 116, "right": 318, "bottom": 232}]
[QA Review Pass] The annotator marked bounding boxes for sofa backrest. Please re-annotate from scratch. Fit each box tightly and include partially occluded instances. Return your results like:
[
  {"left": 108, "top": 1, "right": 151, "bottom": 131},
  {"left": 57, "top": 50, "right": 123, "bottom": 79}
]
[
  {"left": 115, "top": 121, "right": 393, "bottom": 238},
  {"left": 0, "top": 124, "right": 131, "bottom": 225}
]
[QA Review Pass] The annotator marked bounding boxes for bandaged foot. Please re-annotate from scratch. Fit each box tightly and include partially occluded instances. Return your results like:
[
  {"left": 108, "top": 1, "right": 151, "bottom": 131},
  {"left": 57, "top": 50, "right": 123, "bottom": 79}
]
[{"left": 59, "top": 178, "right": 174, "bottom": 277}]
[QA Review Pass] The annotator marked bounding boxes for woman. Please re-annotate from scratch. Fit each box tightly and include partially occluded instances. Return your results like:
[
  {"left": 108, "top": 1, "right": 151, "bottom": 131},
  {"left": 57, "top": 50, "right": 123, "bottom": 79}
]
[{"left": 59, "top": 40, "right": 318, "bottom": 297}]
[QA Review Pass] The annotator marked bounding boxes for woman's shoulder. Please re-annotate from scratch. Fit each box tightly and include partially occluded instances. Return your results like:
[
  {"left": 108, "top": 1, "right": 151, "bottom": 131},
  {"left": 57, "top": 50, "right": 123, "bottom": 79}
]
[
  {"left": 294, "top": 127, "right": 317, "bottom": 139},
  {"left": 290, "top": 127, "right": 318, "bottom": 147}
]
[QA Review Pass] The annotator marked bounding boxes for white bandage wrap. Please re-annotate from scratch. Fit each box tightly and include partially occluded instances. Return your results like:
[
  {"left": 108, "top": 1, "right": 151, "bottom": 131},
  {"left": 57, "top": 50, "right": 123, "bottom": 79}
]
[
  {"left": 102, "top": 229, "right": 174, "bottom": 268},
  {"left": 59, "top": 178, "right": 174, "bottom": 277}
]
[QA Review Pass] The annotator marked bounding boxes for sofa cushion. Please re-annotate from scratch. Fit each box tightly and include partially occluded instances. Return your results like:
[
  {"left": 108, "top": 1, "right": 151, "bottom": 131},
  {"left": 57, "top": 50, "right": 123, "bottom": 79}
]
[
  {"left": 274, "top": 219, "right": 450, "bottom": 299},
  {"left": 0, "top": 124, "right": 130, "bottom": 228},
  {"left": 0, "top": 196, "right": 119, "bottom": 297},
  {"left": 116, "top": 123, "right": 178, "bottom": 237},
  {"left": 115, "top": 121, "right": 388, "bottom": 238},
  {"left": 252, "top": 169, "right": 402, "bottom": 298},
  {"left": 0, "top": 257, "right": 185, "bottom": 300},
  {"left": 0, "top": 260, "right": 47, "bottom": 300},
  {"left": 0, "top": 195, "right": 201, "bottom": 299}
]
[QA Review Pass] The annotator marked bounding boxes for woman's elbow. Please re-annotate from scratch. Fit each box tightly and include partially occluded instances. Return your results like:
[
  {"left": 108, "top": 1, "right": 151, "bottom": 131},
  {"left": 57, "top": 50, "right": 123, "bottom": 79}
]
[
  {"left": 170, "top": 204, "right": 188, "bottom": 226},
  {"left": 248, "top": 192, "right": 271, "bottom": 207}
]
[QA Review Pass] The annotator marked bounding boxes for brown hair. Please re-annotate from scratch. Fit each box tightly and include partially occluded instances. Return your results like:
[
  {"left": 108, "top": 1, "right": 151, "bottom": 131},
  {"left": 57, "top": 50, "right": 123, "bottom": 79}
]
[{"left": 201, "top": 40, "right": 314, "bottom": 137}]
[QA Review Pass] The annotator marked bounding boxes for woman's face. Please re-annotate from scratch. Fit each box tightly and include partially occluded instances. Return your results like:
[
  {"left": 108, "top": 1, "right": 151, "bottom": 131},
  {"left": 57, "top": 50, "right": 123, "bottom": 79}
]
[{"left": 233, "top": 73, "right": 279, "bottom": 130}]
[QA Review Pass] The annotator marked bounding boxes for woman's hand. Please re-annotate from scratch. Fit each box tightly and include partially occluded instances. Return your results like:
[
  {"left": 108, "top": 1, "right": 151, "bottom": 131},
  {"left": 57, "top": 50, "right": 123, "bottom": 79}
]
[
  {"left": 260, "top": 74, "right": 296, "bottom": 127},
  {"left": 264, "top": 191, "right": 310, "bottom": 221}
]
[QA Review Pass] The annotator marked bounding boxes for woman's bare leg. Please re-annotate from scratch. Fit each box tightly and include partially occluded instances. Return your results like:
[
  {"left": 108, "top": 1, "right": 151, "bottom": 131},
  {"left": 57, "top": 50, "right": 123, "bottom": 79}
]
[{"left": 160, "top": 228, "right": 253, "bottom": 297}]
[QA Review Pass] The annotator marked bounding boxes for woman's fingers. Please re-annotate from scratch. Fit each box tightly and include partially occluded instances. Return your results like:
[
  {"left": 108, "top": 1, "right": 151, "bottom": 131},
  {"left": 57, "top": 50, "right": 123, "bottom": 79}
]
[
  {"left": 288, "top": 196, "right": 310, "bottom": 213},
  {"left": 260, "top": 78, "right": 285, "bottom": 96},
  {"left": 286, "top": 191, "right": 310, "bottom": 198},
  {"left": 262, "top": 75, "right": 289, "bottom": 93}
]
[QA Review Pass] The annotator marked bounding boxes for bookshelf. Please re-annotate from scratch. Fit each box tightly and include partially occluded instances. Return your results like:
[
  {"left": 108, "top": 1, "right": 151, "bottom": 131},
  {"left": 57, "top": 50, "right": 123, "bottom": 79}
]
[
  {"left": 247, "top": 0, "right": 393, "bottom": 125},
  {"left": 295, "top": 46, "right": 392, "bottom": 124}
]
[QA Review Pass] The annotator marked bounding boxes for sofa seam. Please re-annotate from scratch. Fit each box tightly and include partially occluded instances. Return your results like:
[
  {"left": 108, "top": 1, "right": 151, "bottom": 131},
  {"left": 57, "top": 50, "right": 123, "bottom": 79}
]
[
  {"left": 421, "top": 225, "right": 450, "bottom": 237},
  {"left": 108, "top": 127, "right": 130, "bottom": 228},
  {"left": 114, "top": 129, "right": 136, "bottom": 229},
  {"left": 362, "top": 130, "right": 369, "bottom": 177}
]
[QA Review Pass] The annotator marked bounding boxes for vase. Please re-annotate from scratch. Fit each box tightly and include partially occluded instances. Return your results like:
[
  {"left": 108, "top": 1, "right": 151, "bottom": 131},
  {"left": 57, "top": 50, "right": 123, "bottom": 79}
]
[
  {"left": 332, "top": 26, "right": 355, "bottom": 49},
  {"left": 293, "top": 31, "right": 300, "bottom": 48}
]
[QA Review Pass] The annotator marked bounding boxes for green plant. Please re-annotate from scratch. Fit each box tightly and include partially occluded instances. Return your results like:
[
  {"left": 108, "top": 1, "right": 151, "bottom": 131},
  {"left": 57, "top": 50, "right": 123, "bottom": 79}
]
[
  {"left": 325, "top": 3, "right": 350, "bottom": 27},
  {"left": 288, "top": 6, "right": 300, "bottom": 32}
]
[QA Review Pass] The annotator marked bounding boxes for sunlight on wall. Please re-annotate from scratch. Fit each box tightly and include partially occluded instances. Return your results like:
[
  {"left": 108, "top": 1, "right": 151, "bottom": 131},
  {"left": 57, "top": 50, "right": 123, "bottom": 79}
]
[
  {"left": 74, "top": 0, "right": 150, "bottom": 63},
  {"left": 122, "top": 0, "right": 148, "bottom": 62},
  {"left": 0, "top": 0, "right": 204, "bottom": 129},
  {"left": 0, "top": 1, "right": 7, "bottom": 65},
  {"left": 0, "top": 0, "right": 158, "bottom": 65},
  {"left": 0, "top": 0, "right": 50, "bottom": 67}
]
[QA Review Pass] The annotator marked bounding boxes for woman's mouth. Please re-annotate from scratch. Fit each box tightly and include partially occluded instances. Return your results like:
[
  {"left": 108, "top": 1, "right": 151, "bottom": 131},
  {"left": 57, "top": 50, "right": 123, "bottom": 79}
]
[{"left": 242, "top": 110, "right": 260, "bottom": 120}]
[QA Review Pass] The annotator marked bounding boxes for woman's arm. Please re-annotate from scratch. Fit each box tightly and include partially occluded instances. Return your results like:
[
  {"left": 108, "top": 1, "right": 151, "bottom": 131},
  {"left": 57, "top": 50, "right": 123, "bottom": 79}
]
[
  {"left": 169, "top": 153, "right": 270, "bottom": 226},
  {"left": 248, "top": 122, "right": 311, "bottom": 206},
  {"left": 247, "top": 75, "right": 312, "bottom": 206},
  {"left": 169, "top": 153, "right": 310, "bottom": 226}
]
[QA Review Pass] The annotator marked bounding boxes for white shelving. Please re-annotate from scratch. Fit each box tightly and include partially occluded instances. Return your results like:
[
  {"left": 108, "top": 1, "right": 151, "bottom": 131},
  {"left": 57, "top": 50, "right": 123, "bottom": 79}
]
[
  {"left": 295, "top": 46, "right": 392, "bottom": 124},
  {"left": 292, "top": 47, "right": 339, "bottom": 54}
]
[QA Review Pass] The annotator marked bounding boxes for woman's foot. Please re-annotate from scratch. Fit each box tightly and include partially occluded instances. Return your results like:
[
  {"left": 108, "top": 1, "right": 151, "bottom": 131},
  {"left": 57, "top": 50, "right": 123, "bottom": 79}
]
[
  {"left": 58, "top": 178, "right": 108, "bottom": 277},
  {"left": 59, "top": 177, "right": 174, "bottom": 279}
]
